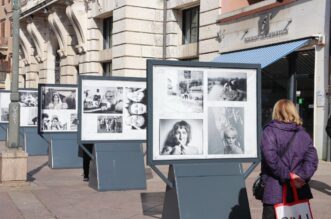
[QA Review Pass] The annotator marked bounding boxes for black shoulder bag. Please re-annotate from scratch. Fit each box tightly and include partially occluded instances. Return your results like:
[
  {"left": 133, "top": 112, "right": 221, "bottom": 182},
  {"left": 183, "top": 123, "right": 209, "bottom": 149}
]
[{"left": 253, "top": 131, "right": 297, "bottom": 200}]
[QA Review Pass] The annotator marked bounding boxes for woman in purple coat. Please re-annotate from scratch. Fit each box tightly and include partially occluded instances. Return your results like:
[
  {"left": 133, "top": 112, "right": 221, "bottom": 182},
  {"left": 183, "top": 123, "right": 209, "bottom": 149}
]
[{"left": 261, "top": 99, "right": 318, "bottom": 219}]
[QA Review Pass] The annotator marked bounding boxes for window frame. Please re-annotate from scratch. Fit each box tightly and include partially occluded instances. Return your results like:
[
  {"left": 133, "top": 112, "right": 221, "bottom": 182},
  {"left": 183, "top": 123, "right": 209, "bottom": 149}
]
[
  {"left": 182, "top": 6, "right": 200, "bottom": 45},
  {"left": 103, "top": 17, "right": 113, "bottom": 49}
]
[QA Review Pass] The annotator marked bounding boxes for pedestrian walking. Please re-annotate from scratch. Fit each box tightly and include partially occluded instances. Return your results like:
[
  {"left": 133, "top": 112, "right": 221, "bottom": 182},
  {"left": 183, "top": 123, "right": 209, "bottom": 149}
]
[
  {"left": 260, "top": 99, "right": 318, "bottom": 219},
  {"left": 78, "top": 144, "right": 94, "bottom": 181}
]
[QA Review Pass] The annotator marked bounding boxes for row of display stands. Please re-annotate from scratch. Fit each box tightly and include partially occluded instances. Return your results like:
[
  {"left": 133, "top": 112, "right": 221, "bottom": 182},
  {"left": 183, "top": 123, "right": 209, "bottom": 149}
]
[
  {"left": 0, "top": 124, "right": 81, "bottom": 168},
  {"left": 0, "top": 125, "right": 253, "bottom": 218},
  {"left": 0, "top": 60, "right": 261, "bottom": 218}
]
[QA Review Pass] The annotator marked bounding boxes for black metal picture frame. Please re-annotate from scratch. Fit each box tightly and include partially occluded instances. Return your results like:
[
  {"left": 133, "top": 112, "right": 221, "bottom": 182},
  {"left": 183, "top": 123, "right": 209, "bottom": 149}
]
[
  {"left": 78, "top": 76, "right": 147, "bottom": 144},
  {"left": 38, "top": 83, "right": 78, "bottom": 134},
  {"left": 147, "top": 60, "right": 262, "bottom": 165}
]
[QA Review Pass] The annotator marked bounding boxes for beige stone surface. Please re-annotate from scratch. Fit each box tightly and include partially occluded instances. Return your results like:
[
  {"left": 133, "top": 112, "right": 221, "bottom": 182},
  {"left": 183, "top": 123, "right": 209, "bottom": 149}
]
[
  {"left": 199, "top": 52, "right": 220, "bottom": 61},
  {"left": 168, "top": 0, "right": 199, "bottom": 9},
  {"left": 0, "top": 150, "right": 28, "bottom": 182},
  {"left": 200, "top": 8, "right": 220, "bottom": 26}
]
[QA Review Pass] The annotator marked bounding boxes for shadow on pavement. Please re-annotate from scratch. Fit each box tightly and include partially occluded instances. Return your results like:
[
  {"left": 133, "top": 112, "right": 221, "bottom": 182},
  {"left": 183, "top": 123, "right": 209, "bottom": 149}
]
[
  {"left": 229, "top": 188, "right": 252, "bottom": 219},
  {"left": 140, "top": 192, "right": 164, "bottom": 219},
  {"left": 310, "top": 180, "right": 331, "bottom": 196},
  {"left": 145, "top": 167, "right": 154, "bottom": 180},
  {"left": 27, "top": 161, "right": 48, "bottom": 182}
]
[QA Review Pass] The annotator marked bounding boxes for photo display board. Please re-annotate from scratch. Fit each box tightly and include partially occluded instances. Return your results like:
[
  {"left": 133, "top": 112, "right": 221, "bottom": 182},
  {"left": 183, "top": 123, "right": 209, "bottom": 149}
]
[
  {"left": 79, "top": 76, "right": 147, "bottom": 143},
  {"left": 19, "top": 89, "right": 38, "bottom": 127},
  {"left": 0, "top": 89, "right": 38, "bottom": 127},
  {"left": 38, "top": 84, "right": 78, "bottom": 133},
  {"left": 147, "top": 60, "right": 261, "bottom": 165},
  {"left": 0, "top": 91, "right": 10, "bottom": 123}
]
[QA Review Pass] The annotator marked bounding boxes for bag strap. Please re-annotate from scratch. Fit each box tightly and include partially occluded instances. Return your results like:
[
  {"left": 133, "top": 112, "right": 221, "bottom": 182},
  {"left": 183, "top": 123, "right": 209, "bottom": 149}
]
[
  {"left": 279, "top": 131, "right": 297, "bottom": 159},
  {"left": 280, "top": 131, "right": 300, "bottom": 204},
  {"left": 282, "top": 179, "right": 300, "bottom": 203}
]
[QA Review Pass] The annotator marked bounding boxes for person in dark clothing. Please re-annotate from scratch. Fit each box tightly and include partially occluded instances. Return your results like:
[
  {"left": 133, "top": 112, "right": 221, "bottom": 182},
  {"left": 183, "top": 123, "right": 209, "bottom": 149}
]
[
  {"left": 261, "top": 99, "right": 318, "bottom": 219},
  {"left": 325, "top": 115, "right": 331, "bottom": 138},
  {"left": 80, "top": 144, "right": 94, "bottom": 181}
]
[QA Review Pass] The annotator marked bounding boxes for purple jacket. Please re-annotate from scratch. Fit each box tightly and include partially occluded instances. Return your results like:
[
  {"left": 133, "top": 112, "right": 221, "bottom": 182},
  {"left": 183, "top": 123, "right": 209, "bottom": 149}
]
[{"left": 261, "top": 120, "right": 318, "bottom": 204}]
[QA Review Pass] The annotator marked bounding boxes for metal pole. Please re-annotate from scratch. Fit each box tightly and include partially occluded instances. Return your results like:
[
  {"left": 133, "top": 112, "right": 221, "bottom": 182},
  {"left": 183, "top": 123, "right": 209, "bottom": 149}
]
[{"left": 7, "top": 0, "right": 21, "bottom": 149}]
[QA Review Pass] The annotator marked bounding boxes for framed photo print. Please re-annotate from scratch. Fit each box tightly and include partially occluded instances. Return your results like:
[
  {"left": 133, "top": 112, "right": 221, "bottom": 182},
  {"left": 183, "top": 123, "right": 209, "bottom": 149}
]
[
  {"left": 78, "top": 76, "right": 147, "bottom": 143},
  {"left": 147, "top": 60, "right": 261, "bottom": 165},
  {"left": 0, "top": 89, "right": 39, "bottom": 127},
  {"left": 38, "top": 84, "right": 78, "bottom": 133},
  {"left": 0, "top": 90, "right": 10, "bottom": 123},
  {"left": 19, "top": 89, "right": 38, "bottom": 127}
]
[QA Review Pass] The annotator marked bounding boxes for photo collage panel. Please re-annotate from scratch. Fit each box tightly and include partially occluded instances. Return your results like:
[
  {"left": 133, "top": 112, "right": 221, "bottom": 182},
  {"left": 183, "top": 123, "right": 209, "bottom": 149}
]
[
  {"left": 80, "top": 79, "right": 147, "bottom": 141},
  {"left": 40, "top": 86, "right": 78, "bottom": 133},
  {"left": 0, "top": 92, "right": 10, "bottom": 123},
  {"left": 19, "top": 90, "right": 38, "bottom": 127},
  {"left": 153, "top": 66, "right": 258, "bottom": 161}
]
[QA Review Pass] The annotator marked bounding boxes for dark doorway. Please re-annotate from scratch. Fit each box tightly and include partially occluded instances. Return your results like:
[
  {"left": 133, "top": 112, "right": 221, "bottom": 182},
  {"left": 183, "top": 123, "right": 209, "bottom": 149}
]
[{"left": 261, "top": 49, "right": 315, "bottom": 137}]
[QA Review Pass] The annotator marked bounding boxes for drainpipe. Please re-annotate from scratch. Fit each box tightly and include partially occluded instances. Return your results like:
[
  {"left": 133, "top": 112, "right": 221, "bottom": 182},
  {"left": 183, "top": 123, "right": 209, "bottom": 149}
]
[{"left": 162, "top": 0, "right": 167, "bottom": 60}]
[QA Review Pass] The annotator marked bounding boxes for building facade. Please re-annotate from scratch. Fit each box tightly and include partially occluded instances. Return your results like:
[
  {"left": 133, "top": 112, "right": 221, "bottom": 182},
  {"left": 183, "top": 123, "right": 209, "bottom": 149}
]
[
  {"left": 17, "top": 0, "right": 220, "bottom": 87},
  {"left": 0, "top": 0, "right": 13, "bottom": 89},
  {"left": 8, "top": 0, "right": 331, "bottom": 160},
  {"left": 216, "top": 0, "right": 331, "bottom": 159}
]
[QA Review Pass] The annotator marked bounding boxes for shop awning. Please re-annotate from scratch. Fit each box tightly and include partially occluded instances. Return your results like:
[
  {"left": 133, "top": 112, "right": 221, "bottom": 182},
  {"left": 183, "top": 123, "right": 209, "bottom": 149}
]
[{"left": 213, "top": 39, "right": 311, "bottom": 68}]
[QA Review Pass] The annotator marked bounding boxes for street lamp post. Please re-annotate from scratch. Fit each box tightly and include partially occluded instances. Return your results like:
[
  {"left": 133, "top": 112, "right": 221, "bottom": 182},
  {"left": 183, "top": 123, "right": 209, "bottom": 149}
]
[{"left": 7, "top": 0, "right": 21, "bottom": 149}]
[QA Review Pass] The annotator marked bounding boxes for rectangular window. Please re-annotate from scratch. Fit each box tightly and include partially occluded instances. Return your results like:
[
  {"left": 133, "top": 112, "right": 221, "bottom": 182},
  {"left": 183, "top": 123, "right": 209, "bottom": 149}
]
[
  {"left": 103, "top": 17, "right": 113, "bottom": 49},
  {"left": 102, "top": 62, "right": 112, "bottom": 76},
  {"left": 182, "top": 6, "right": 199, "bottom": 44},
  {"left": 1, "top": 0, "right": 4, "bottom": 6}
]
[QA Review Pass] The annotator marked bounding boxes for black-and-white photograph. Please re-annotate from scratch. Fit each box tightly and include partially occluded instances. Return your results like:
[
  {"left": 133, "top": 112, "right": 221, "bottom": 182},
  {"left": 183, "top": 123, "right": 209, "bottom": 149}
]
[
  {"left": 123, "top": 87, "right": 147, "bottom": 130},
  {"left": 41, "top": 112, "right": 70, "bottom": 131},
  {"left": 39, "top": 85, "right": 78, "bottom": 133},
  {"left": 0, "top": 92, "right": 10, "bottom": 123},
  {"left": 70, "top": 113, "right": 78, "bottom": 130},
  {"left": 1, "top": 108, "right": 8, "bottom": 122},
  {"left": 41, "top": 88, "right": 76, "bottom": 110},
  {"left": 159, "top": 119, "right": 203, "bottom": 156},
  {"left": 162, "top": 70, "right": 203, "bottom": 113},
  {"left": 97, "top": 115, "right": 123, "bottom": 133},
  {"left": 80, "top": 78, "right": 146, "bottom": 142},
  {"left": 22, "top": 107, "right": 38, "bottom": 126},
  {"left": 208, "top": 107, "right": 244, "bottom": 155},
  {"left": 19, "top": 91, "right": 38, "bottom": 107},
  {"left": 83, "top": 87, "right": 123, "bottom": 114},
  {"left": 208, "top": 72, "right": 247, "bottom": 101},
  {"left": 19, "top": 90, "right": 38, "bottom": 127}
]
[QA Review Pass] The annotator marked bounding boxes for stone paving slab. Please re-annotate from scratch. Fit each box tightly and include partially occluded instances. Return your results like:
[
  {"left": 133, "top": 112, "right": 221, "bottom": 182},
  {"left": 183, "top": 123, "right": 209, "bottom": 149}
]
[
  {"left": 0, "top": 153, "right": 330, "bottom": 219},
  {"left": 9, "top": 190, "right": 56, "bottom": 219},
  {"left": 0, "top": 192, "right": 24, "bottom": 219}
]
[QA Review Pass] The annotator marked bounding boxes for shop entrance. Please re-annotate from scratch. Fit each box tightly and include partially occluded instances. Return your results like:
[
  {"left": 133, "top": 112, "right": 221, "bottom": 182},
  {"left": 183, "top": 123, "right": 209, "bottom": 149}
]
[{"left": 261, "top": 49, "right": 315, "bottom": 136}]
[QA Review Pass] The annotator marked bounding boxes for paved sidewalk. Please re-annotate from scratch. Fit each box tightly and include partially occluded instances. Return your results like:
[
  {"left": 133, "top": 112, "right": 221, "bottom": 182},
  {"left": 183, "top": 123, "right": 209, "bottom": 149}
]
[{"left": 0, "top": 154, "right": 330, "bottom": 218}]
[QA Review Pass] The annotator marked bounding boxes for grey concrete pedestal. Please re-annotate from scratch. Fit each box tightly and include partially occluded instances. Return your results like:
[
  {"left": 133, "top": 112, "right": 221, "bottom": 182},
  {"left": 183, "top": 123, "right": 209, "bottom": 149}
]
[
  {"left": 162, "top": 163, "right": 251, "bottom": 219},
  {"left": 0, "top": 149, "right": 28, "bottom": 182}
]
